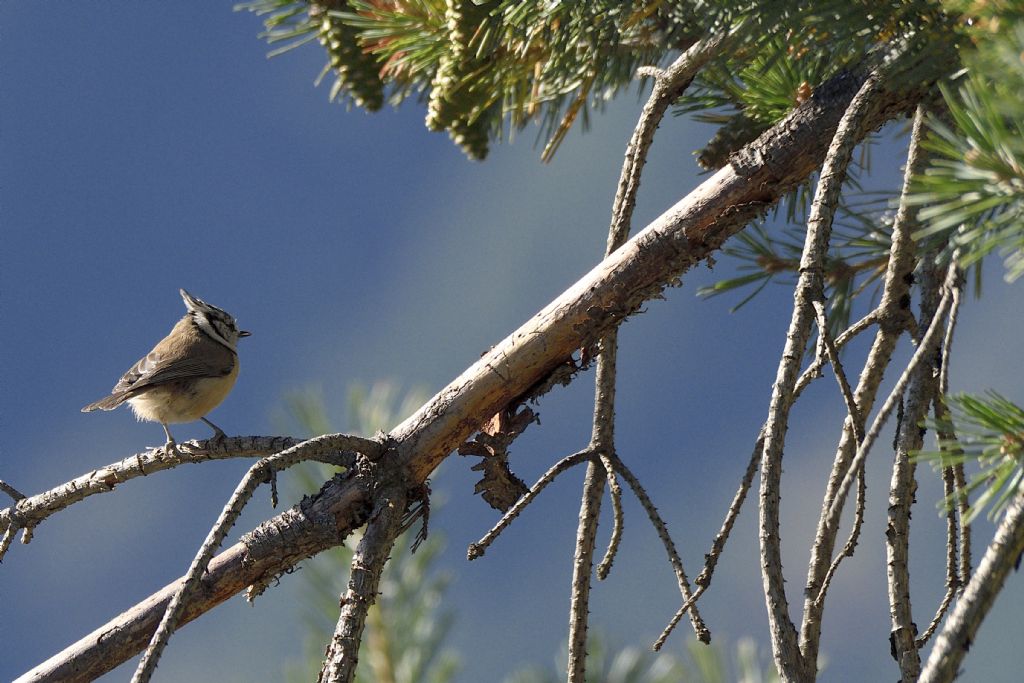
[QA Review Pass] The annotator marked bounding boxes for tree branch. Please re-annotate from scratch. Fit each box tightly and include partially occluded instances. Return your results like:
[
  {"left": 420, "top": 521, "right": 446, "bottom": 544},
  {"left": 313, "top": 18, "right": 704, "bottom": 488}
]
[
  {"left": 318, "top": 484, "right": 406, "bottom": 683},
  {"left": 0, "top": 435, "right": 323, "bottom": 561},
  {"left": 607, "top": 32, "right": 729, "bottom": 250},
  {"left": 567, "top": 459, "right": 605, "bottom": 683},
  {"left": 759, "top": 71, "right": 883, "bottom": 682},
  {"left": 919, "top": 493, "right": 1024, "bottom": 683},
  {"left": 825, "top": 265, "right": 959, "bottom": 525},
  {"left": 129, "top": 435, "right": 374, "bottom": 682},
  {"left": 798, "top": 102, "right": 936, "bottom": 666},
  {"left": 467, "top": 449, "right": 592, "bottom": 561},
  {"left": 16, "top": 469, "right": 371, "bottom": 683},
  {"left": 886, "top": 248, "right": 946, "bottom": 681},
  {"left": 596, "top": 452, "right": 624, "bottom": 581},
  {"left": 17, "top": 42, "right": 955, "bottom": 681}
]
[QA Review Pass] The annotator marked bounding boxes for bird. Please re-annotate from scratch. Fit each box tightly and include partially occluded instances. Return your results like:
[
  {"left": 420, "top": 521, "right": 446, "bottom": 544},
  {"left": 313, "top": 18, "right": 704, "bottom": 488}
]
[{"left": 82, "top": 289, "right": 250, "bottom": 452}]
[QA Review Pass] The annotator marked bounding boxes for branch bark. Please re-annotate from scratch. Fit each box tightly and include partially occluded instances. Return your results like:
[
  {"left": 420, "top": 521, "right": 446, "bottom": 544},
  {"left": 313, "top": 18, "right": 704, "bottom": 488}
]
[
  {"left": 0, "top": 436, "right": 311, "bottom": 560},
  {"left": 17, "top": 42, "right": 954, "bottom": 683},
  {"left": 318, "top": 484, "right": 406, "bottom": 683},
  {"left": 886, "top": 254, "right": 945, "bottom": 681},
  {"left": 759, "top": 71, "right": 882, "bottom": 682},
  {"left": 919, "top": 493, "right": 1024, "bottom": 683}
]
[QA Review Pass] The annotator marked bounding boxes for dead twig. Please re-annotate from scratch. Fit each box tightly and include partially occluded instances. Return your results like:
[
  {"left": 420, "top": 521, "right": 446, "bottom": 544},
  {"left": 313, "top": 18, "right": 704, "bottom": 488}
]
[
  {"left": 318, "top": 485, "right": 406, "bottom": 683},
  {"left": 467, "top": 450, "right": 593, "bottom": 560}
]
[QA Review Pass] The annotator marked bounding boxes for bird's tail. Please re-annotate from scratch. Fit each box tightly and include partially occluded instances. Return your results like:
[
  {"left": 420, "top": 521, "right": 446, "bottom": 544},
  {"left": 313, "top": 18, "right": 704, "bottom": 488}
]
[{"left": 81, "top": 393, "right": 129, "bottom": 412}]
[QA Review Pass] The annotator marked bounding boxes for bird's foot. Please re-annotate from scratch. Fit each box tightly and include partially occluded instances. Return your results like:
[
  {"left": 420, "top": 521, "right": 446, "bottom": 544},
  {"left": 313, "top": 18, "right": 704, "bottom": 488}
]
[
  {"left": 200, "top": 418, "right": 229, "bottom": 449},
  {"left": 156, "top": 439, "right": 182, "bottom": 457}
]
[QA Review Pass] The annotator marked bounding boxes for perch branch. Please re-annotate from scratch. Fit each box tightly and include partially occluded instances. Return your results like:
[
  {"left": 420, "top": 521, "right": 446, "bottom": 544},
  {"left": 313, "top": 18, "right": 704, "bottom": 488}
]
[
  {"left": 0, "top": 435, "right": 363, "bottom": 561},
  {"left": 130, "top": 435, "right": 374, "bottom": 683}
]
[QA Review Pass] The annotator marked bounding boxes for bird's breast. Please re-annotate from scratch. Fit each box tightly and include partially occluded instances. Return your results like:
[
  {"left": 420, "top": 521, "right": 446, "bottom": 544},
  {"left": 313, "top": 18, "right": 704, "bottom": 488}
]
[{"left": 127, "top": 362, "right": 239, "bottom": 424}]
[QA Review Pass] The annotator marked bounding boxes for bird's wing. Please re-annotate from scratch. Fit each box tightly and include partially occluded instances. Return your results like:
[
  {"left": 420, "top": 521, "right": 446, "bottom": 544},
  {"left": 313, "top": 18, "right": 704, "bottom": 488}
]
[{"left": 112, "top": 346, "right": 232, "bottom": 395}]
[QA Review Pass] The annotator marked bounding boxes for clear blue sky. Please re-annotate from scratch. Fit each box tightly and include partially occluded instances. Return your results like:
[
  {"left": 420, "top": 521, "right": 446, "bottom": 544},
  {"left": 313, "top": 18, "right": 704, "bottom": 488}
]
[{"left": 2, "top": 3, "right": 1022, "bottom": 681}]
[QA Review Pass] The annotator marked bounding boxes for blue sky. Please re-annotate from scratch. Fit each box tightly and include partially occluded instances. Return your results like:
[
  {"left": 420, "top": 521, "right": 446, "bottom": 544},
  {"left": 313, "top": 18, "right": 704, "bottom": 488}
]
[{"left": 2, "top": 3, "right": 1023, "bottom": 681}]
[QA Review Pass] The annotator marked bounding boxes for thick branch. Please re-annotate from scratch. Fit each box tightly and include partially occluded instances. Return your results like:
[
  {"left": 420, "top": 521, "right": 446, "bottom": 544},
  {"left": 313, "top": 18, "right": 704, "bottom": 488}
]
[
  {"left": 16, "top": 471, "right": 370, "bottom": 683},
  {"left": 19, "top": 43, "right": 954, "bottom": 682}
]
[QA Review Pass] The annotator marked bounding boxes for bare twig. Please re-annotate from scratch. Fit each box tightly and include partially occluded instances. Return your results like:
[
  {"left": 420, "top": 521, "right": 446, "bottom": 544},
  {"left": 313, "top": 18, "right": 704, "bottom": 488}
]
[
  {"left": 920, "top": 493, "right": 1024, "bottom": 682},
  {"left": 934, "top": 267, "right": 971, "bottom": 589},
  {"left": 933, "top": 394, "right": 973, "bottom": 590},
  {"left": 564, "top": 32, "right": 728, "bottom": 676},
  {"left": 915, "top": 458, "right": 960, "bottom": 647},
  {"left": 813, "top": 300, "right": 864, "bottom": 437},
  {"left": 0, "top": 525, "right": 17, "bottom": 562},
  {"left": 759, "top": 71, "right": 882, "bottom": 681},
  {"left": 656, "top": 311, "right": 879, "bottom": 651},
  {"left": 318, "top": 485, "right": 406, "bottom": 683},
  {"left": 814, "top": 464, "right": 867, "bottom": 608},
  {"left": 655, "top": 430, "right": 763, "bottom": 650},
  {"left": 826, "top": 265, "right": 959, "bottom": 525},
  {"left": 953, "top": 464, "right": 972, "bottom": 585},
  {"left": 798, "top": 105, "right": 933, "bottom": 667},
  {"left": 467, "top": 450, "right": 592, "bottom": 560},
  {"left": 607, "top": 32, "right": 728, "bottom": 248},
  {"left": 0, "top": 480, "right": 26, "bottom": 503},
  {"left": 938, "top": 272, "right": 962, "bottom": 397},
  {"left": 567, "top": 460, "right": 606, "bottom": 683},
  {"left": 131, "top": 435, "right": 374, "bottom": 683},
  {"left": 885, "top": 253, "right": 946, "bottom": 681},
  {"left": 569, "top": 326, "right": 616, "bottom": 682},
  {"left": 607, "top": 451, "right": 709, "bottom": 642},
  {"left": 596, "top": 453, "right": 624, "bottom": 581},
  {"left": 0, "top": 435, "right": 362, "bottom": 561}
]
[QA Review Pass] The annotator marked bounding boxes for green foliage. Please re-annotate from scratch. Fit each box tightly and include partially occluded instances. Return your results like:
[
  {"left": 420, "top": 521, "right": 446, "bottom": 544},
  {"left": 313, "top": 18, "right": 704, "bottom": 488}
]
[
  {"left": 912, "top": 15, "right": 1024, "bottom": 283},
  {"left": 317, "top": 5, "right": 386, "bottom": 110},
  {"left": 505, "top": 635, "right": 779, "bottom": 683},
  {"left": 277, "top": 382, "right": 458, "bottom": 683},
  {"left": 239, "top": 1, "right": 954, "bottom": 161},
  {"left": 916, "top": 392, "right": 1024, "bottom": 524},
  {"left": 238, "top": 0, "right": 384, "bottom": 110}
]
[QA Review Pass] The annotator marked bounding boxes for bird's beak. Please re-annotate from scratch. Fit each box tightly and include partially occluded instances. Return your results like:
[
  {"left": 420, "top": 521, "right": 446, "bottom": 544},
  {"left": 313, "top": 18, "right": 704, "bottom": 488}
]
[{"left": 239, "top": 330, "right": 252, "bottom": 338}]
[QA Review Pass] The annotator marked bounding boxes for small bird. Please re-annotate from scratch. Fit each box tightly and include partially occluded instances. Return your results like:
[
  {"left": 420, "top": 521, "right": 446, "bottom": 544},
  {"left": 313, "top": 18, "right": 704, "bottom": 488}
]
[{"left": 82, "top": 289, "right": 250, "bottom": 452}]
